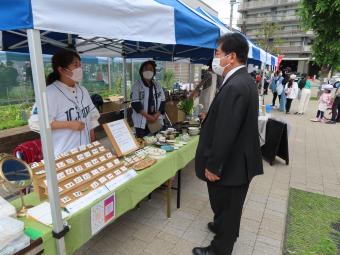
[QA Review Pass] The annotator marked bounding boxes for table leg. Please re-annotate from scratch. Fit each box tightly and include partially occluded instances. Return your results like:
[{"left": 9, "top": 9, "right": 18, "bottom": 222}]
[
  {"left": 177, "top": 170, "right": 181, "bottom": 209},
  {"left": 166, "top": 179, "right": 172, "bottom": 219}
]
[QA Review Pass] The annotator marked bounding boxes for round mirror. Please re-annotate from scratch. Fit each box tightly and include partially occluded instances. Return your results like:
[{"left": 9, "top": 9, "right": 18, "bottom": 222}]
[
  {"left": 0, "top": 154, "right": 32, "bottom": 192},
  {"left": 0, "top": 154, "right": 33, "bottom": 217}
]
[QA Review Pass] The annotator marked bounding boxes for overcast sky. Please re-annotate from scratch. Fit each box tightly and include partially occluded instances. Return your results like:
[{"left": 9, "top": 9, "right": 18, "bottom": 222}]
[{"left": 201, "top": 0, "right": 240, "bottom": 29}]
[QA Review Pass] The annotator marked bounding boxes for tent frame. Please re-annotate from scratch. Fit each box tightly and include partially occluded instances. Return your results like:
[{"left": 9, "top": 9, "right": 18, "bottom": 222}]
[{"left": 27, "top": 29, "right": 67, "bottom": 255}]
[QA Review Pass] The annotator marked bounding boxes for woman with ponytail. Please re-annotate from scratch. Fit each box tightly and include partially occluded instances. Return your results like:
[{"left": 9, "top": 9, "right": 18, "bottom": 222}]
[
  {"left": 284, "top": 74, "right": 299, "bottom": 114},
  {"left": 29, "top": 50, "right": 100, "bottom": 156}
]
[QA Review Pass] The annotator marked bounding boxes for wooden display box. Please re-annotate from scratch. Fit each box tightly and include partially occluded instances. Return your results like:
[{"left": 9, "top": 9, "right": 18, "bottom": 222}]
[
  {"left": 165, "top": 101, "right": 185, "bottom": 123},
  {"left": 30, "top": 142, "right": 125, "bottom": 206},
  {"left": 102, "top": 101, "right": 124, "bottom": 113}
]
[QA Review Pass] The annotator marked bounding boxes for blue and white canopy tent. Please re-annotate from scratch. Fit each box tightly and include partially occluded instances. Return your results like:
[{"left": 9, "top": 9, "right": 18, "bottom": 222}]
[
  {"left": 1, "top": 1, "right": 219, "bottom": 254},
  {"left": 195, "top": 7, "right": 278, "bottom": 67},
  {"left": 0, "top": 1, "right": 277, "bottom": 254}
]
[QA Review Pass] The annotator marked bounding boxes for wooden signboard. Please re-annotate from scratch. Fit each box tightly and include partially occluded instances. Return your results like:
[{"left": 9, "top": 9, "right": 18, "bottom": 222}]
[{"left": 103, "top": 119, "right": 139, "bottom": 157}]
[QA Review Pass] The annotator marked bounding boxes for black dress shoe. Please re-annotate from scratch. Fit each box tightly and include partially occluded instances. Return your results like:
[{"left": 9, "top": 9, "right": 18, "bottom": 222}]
[
  {"left": 192, "top": 246, "right": 216, "bottom": 255},
  {"left": 207, "top": 222, "right": 217, "bottom": 234}
]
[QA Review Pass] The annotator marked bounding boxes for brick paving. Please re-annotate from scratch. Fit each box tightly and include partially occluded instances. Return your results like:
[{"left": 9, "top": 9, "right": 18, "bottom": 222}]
[{"left": 76, "top": 99, "right": 340, "bottom": 255}]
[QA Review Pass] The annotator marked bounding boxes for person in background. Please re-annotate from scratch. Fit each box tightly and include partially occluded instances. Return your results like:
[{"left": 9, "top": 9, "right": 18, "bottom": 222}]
[
  {"left": 131, "top": 60, "right": 166, "bottom": 138},
  {"left": 311, "top": 84, "right": 333, "bottom": 122},
  {"left": 263, "top": 71, "right": 271, "bottom": 95},
  {"left": 296, "top": 73, "right": 312, "bottom": 115},
  {"left": 250, "top": 70, "right": 256, "bottom": 80},
  {"left": 326, "top": 82, "right": 340, "bottom": 124},
  {"left": 191, "top": 59, "right": 223, "bottom": 114},
  {"left": 29, "top": 50, "right": 100, "bottom": 156},
  {"left": 194, "top": 33, "right": 263, "bottom": 255},
  {"left": 270, "top": 71, "right": 283, "bottom": 108},
  {"left": 279, "top": 69, "right": 291, "bottom": 112},
  {"left": 255, "top": 72, "right": 262, "bottom": 92},
  {"left": 284, "top": 74, "right": 299, "bottom": 114}
]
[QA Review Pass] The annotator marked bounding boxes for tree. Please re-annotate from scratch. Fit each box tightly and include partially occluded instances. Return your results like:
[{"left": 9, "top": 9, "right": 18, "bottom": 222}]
[
  {"left": 255, "top": 21, "right": 283, "bottom": 55},
  {"left": 300, "top": 0, "right": 340, "bottom": 76}
]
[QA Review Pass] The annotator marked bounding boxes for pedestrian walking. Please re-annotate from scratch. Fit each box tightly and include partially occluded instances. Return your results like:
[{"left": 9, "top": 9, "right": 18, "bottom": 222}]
[
  {"left": 296, "top": 73, "right": 312, "bottom": 115},
  {"left": 311, "top": 84, "right": 333, "bottom": 122},
  {"left": 284, "top": 74, "right": 299, "bottom": 114},
  {"left": 270, "top": 70, "right": 283, "bottom": 108},
  {"left": 326, "top": 82, "right": 340, "bottom": 124}
]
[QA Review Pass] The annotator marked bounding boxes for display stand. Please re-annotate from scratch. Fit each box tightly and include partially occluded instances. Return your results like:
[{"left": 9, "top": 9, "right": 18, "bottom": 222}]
[
  {"left": 103, "top": 119, "right": 139, "bottom": 157},
  {"left": 261, "top": 118, "right": 289, "bottom": 165},
  {"left": 31, "top": 141, "right": 128, "bottom": 207}
]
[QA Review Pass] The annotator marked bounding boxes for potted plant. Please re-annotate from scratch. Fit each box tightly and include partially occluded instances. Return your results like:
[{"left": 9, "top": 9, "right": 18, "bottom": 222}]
[{"left": 177, "top": 98, "right": 194, "bottom": 119}]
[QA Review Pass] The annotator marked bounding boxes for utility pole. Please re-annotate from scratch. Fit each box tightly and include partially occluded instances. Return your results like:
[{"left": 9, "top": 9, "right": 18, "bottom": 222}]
[{"left": 229, "top": 0, "right": 237, "bottom": 29}]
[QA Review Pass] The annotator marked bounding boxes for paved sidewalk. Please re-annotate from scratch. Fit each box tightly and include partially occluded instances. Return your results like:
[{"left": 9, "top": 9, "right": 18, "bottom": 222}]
[{"left": 76, "top": 99, "right": 340, "bottom": 255}]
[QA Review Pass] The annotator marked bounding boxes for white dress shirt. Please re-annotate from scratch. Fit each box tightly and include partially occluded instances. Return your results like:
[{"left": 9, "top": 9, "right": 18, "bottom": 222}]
[{"left": 221, "top": 65, "right": 246, "bottom": 89}]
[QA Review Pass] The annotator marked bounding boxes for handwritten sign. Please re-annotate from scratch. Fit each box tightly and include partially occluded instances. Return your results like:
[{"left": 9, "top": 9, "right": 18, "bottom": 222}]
[{"left": 103, "top": 120, "right": 139, "bottom": 157}]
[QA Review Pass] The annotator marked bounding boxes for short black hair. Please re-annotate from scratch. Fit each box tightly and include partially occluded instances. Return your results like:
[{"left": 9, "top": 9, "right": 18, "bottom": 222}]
[
  {"left": 139, "top": 60, "right": 157, "bottom": 79},
  {"left": 217, "top": 33, "right": 249, "bottom": 64}
]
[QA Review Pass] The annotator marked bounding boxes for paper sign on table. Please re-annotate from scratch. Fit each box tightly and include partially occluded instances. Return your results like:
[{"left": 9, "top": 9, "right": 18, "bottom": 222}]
[
  {"left": 65, "top": 186, "right": 110, "bottom": 215},
  {"left": 91, "top": 194, "right": 115, "bottom": 235},
  {"left": 27, "top": 202, "right": 69, "bottom": 226},
  {"left": 105, "top": 169, "right": 138, "bottom": 191},
  {"left": 103, "top": 119, "right": 139, "bottom": 157}
]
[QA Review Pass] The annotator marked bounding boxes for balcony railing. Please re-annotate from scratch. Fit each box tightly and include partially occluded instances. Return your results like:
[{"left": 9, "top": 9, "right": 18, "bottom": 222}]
[
  {"left": 239, "top": 0, "right": 300, "bottom": 11},
  {"left": 245, "top": 30, "right": 314, "bottom": 38},
  {"left": 237, "top": 15, "right": 299, "bottom": 25},
  {"left": 277, "top": 45, "right": 312, "bottom": 53}
]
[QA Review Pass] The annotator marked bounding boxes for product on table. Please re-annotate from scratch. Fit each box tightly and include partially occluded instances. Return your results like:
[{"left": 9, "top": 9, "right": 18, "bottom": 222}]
[
  {"left": 132, "top": 158, "right": 157, "bottom": 171},
  {"left": 30, "top": 141, "right": 128, "bottom": 206},
  {"left": 145, "top": 147, "right": 166, "bottom": 159},
  {"left": 0, "top": 217, "right": 24, "bottom": 250}
]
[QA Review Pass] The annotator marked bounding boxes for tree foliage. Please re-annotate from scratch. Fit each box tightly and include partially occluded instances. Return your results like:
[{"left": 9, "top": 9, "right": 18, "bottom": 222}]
[
  {"left": 255, "top": 21, "right": 283, "bottom": 55},
  {"left": 300, "top": 0, "right": 340, "bottom": 72}
]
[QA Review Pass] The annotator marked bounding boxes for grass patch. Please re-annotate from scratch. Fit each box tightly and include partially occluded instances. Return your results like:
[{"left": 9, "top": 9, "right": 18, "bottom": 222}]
[
  {"left": 0, "top": 104, "right": 32, "bottom": 130},
  {"left": 284, "top": 188, "right": 340, "bottom": 255}
]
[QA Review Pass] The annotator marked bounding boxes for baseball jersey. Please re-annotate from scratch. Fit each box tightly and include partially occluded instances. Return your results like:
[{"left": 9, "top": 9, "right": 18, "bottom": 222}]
[{"left": 30, "top": 81, "right": 100, "bottom": 157}]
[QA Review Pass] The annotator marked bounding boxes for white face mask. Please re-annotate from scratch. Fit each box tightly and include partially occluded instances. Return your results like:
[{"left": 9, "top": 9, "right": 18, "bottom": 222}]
[
  {"left": 212, "top": 54, "right": 231, "bottom": 76},
  {"left": 67, "top": 67, "right": 83, "bottom": 83},
  {"left": 143, "top": 71, "right": 154, "bottom": 80}
]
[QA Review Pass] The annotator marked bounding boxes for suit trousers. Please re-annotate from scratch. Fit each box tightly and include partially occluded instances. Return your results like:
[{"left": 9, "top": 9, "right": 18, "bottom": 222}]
[{"left": 207, "top": 183, "right": 249, "bottom": 255}]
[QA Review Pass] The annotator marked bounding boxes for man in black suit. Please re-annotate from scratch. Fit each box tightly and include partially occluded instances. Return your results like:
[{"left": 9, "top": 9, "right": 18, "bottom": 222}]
[{"left": 192, "top": 33, "right": 263, "bottom": 255}]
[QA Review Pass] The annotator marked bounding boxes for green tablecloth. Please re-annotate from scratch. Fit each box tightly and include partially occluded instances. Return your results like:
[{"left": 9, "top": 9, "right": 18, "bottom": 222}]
[{"left": 12, "top": 136, "right": 199, "bottom": 255}]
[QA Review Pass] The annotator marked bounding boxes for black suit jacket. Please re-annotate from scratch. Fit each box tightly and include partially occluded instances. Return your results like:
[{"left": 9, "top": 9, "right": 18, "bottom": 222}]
[{"left": 195, "top": 67, "right": 263, "bottom": 186}]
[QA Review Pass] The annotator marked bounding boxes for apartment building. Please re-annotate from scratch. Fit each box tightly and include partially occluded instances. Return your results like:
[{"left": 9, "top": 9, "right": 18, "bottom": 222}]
[{"left": 238, "top": 0, "right": 315, "bottom": 74}]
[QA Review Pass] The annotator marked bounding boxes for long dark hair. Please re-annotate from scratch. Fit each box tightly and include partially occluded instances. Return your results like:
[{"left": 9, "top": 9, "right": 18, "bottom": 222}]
[
  {"left": 287, "top": 78, "right": 294, "bottom": 88},
  {"left": 46, "top": 50, "right": 81, "bottom": 85}
]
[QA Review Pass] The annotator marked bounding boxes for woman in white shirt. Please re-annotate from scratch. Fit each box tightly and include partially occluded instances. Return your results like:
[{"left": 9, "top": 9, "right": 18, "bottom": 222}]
[
  {"left": 30, "top": 50, "right": 100, "bottom": 156},
  {"left": 131, "top": 61, "right": 166, "bottom": 138},
  {"left": 284, "top": 74, "right": 299, "bottom": 114}
]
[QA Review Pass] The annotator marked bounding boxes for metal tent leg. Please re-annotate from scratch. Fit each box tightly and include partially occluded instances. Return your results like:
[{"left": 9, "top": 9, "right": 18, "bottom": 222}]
[
  {"left": 122, "top": 57, "right": 128, "bottom": 119},
  {"left": 27, "top": 29, "right": 67, "bottom": 255}
]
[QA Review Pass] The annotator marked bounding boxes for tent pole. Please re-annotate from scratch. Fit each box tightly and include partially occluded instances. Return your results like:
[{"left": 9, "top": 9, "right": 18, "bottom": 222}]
[
  {"left": 260, "top": 51, "right": 268, "bottom": 105},
  {"left": 108, "top": 57, "right": 112, "bottom": 93},
  {"left": 122, "top": 57, "right": 128, "bottom": 118},
  {"left": 189, "top": 62, "right": 192, "bottom": 91},
  {"left": 27, "top": 29, "right": 67, "bottom": 255}
]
